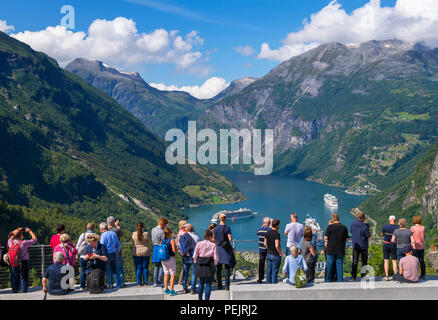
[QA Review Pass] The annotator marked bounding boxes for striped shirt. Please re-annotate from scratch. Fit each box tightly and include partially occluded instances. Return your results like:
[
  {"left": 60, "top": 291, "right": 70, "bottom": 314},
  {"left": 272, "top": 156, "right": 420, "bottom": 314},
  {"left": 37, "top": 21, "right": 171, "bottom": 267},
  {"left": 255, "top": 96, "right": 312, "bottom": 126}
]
[{"left": 257, "top": 225, "right": 271, "bottom": 252}]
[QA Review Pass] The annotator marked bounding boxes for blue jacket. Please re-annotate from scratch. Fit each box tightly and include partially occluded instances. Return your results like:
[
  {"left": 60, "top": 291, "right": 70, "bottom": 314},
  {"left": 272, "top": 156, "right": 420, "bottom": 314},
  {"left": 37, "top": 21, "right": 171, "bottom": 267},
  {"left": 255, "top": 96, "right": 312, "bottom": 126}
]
[{"left": 350, "top": 219, "right": 371, "bottom": 250}]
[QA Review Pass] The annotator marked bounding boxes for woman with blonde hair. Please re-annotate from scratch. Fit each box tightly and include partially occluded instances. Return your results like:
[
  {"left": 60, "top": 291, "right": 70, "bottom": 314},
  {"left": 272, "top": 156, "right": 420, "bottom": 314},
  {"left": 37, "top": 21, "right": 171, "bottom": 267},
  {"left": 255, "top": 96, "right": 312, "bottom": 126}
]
[
  {"left": 410, "top": 216, "right": 426, "bottom": 279},
  {"left": 176, "top": 220, "right": 187, "bottom": 285},
  {"left": 53, "top": 233, "right": 78, "bottom": 269},
  {"left": 282, "top": 245, "right": 307, "bottom": 285},
  {"left": 132, "top": 222, "right": 151, "bottom": 286}
]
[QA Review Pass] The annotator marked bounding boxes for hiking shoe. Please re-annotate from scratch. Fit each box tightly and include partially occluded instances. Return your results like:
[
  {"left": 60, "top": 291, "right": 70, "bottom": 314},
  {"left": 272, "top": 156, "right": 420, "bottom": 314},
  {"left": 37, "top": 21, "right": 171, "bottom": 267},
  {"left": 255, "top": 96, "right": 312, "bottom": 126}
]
[
  {"left": 383, "top": 276, "right": 390, "bottom": 281},
  {"left": 191, "top": 289, "right": 198, "bottom": 295},
  {"left": 164, "top": 288, "right": 171, "bottom": 295},
  {"left": 257, "top": 279, "right": 263, "bottom": 284},
  {"left": 184, "top": 289, "right": 190, "bottom": 294},
  {"left": 169, "top": 290, "right": 177, "bottom": 296}
]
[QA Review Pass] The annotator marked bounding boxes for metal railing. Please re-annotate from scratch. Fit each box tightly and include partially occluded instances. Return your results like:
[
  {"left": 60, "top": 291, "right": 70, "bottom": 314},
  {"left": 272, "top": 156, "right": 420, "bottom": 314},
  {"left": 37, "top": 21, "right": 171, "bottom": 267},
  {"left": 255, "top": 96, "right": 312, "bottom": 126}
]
[{"left": 1, "top": 237, "right": 437, "bottom": 289}]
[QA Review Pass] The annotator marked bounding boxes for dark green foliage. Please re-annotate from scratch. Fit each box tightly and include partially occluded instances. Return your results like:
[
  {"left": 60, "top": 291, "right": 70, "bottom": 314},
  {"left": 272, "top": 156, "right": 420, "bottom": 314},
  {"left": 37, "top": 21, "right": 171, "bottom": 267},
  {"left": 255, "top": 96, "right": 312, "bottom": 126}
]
[{"left": 0, "top": 32, "right": 243, "bottom": 240}]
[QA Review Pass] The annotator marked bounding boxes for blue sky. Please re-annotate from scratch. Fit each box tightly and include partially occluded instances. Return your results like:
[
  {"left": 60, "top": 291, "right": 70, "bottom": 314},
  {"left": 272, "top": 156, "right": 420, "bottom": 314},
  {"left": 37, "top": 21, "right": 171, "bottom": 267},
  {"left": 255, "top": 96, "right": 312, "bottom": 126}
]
[{"left": 3, "top": 0, "right": 436, "bottom": 98}]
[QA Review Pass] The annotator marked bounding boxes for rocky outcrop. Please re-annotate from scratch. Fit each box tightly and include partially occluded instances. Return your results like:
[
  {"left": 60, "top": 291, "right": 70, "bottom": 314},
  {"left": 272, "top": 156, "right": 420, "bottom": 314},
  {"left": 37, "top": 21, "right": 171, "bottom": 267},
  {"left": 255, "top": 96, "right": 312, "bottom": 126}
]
[{"left": 422, "top": 151, "right": 438, "bottom": 218}]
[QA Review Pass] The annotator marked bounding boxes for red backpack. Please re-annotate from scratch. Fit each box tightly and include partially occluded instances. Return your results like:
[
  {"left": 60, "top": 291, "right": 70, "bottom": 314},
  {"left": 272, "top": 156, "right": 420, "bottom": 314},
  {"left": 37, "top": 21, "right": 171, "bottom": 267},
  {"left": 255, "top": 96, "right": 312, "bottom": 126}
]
[{"left": 8, "top": 240, "right": 24, "bottom": 268}]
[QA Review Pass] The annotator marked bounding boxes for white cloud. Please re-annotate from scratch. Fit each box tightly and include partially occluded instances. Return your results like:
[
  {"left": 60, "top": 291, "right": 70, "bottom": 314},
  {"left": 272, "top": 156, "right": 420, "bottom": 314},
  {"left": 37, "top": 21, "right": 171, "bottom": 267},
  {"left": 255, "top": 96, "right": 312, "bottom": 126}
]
[
  {"left": 258, "top": 0, "right": 438, "bottom": 61},
  {"left": 11, "top": 17, "right": 205, "bottom": 70},
  {"left": 150, "top": 77, "right": 229, "bottom": 99},
  {"left": 0, "top": 19, "right": 14, "bottom": 33},
  {"left": 234, "top": 45, "right": 255, "bottom": 56}
]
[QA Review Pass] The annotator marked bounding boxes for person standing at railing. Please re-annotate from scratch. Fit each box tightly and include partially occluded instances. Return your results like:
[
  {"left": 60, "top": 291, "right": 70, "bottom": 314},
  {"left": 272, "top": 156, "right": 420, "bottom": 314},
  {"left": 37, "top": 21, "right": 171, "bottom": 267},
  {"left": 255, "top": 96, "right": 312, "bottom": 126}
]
[
  {"left": 284, "top": 213, "right": 304, "bottom": 256},
  {"left": 49, "top": 224, "right": 66, "bottom": 250},
  {"left": 256, "top": 217, "right": 271, "bottom": 283},
  {"left": 53, "top": 233, "right": 78, "bottom": 287},
  {"left": 324, "top": 213, "right": 348, "bottom": 282},
  {"left": 391, "top": 218, "right": 414, "bottom": 262},
  {"left": 76, "top": 222, "right": 95, "bottom": 290},
  {"left": 180, "top": 224, "right": 198, "bottom": 294},
  {"left": 350, "top": 212, "right": 371, "bottom": 281},
  {"left": 176, "top": 220, "right": 187, "bottom": 286},
  {"left": 410, "top": 216, "right": 426, "bottom": 280},
  {"left": 99, "top": 222, "right": 122, "bottom": 290},
  {"left": 82, "top": 233, "right": 108, "bottom": 293},
  {"left": 194, "top": 229, "right": 219, "bottom": 300},
  {"left": 213, "top": 214, "right": 236, "bottom": 291},
  {"left": 7, "top": 227, "right": 37, "bottom": 293},
  {"left": 300, "top": 226, "right": 317, "bottom": 283},
  {"left": 381, "top": 215, "right": 398, "bottom": 281},
  {"left": 131, "top": 222, "right": 151, "bottom": 287},
  {"left": 264, "top": 219, "right": 282, "bottom": 284},
  {"left": 151, "top": 218, "right": 168, "bottom": 287},
  {"left": 161, "top": 228, "right": 177, "bottom": 296},
  {"left": 107, "top": 217, "right": 126, "bottom": 289}
]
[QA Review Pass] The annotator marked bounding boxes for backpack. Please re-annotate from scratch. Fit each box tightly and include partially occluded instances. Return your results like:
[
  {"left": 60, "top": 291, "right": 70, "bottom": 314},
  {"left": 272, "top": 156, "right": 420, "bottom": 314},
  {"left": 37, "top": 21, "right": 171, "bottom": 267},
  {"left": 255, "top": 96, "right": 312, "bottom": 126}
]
[
  {"left": 295, "top": 267, "right": 307, "bottom": 288},
  {"left": 87, "top": 269, "right": 105, "bottom": 294},
  {"left": 195, "top": 257, "right": 214, "bottom": 278},
  {"left": 181, "top": 233, "right": 196, "bottom": 257},
  {"left": 7, "top": 240, "right": 24, "bottom": 268},
  {"left": 77, "top": 233, "right": 89, "bottom": 256},
  {"left": 154, "top": 239, "right": 170, "bottom": 262}
]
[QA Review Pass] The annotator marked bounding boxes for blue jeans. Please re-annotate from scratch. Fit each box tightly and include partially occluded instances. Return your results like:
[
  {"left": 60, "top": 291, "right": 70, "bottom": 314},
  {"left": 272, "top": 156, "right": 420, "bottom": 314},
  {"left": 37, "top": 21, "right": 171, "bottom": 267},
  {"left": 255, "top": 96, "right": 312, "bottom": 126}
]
[
  {"left": 154, "top": 262, "right": 164, "bottom": 285},
  {"left": 182, "top": 256, "right": 197, "bottom": 291},
  {"left": 266, "top": 254, "right": 281, "bottom": 284},
  {"left": 80, "top": 258, "right": 87, "bottom": 288},
  {"left": 106, "top": 252, "right": 121, "bottom": 289},
  {"left": 198, "top": 277, "right": 213, "bottom": 300},
  {"left": 116, "top": 253, "right": 125, "bottom": 285},
  {"left": 133, "top": 256, "right": 150, "bottom": 285},
  {"left": 396, "top": 247, "right": 406, "bottom": 261},
  {"left": 326, "top": 254, "right": 344, "bottom": 282}
]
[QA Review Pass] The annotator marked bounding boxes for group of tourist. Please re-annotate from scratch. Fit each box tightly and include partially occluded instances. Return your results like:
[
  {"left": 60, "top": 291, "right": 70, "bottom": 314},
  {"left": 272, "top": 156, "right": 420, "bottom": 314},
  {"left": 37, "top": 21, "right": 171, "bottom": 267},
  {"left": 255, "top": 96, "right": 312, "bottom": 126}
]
[
  {"left": 256, "top": 212, "right": 426, "bottom": 286},
  {"left": 0, "top": 210, "right": 427, "bottom": 299}
]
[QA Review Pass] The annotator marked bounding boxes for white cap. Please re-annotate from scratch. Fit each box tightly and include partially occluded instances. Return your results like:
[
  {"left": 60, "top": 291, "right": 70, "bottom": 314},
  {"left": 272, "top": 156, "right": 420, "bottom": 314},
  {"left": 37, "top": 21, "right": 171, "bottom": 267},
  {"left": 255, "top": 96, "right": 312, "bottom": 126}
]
[{"left": 389, "top": 215, "right": 396, "bottom": 221}]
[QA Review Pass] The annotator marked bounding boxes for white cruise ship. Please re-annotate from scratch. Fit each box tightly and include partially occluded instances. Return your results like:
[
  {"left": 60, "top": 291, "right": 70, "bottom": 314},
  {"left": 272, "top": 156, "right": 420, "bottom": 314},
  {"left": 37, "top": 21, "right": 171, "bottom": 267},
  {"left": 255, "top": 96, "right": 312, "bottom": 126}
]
[
  {"left": 210, "top": 208, "right": 255, "bottom": 223},
  {"left": 324, "top": 193, "right": 339, "bottom": 208}
]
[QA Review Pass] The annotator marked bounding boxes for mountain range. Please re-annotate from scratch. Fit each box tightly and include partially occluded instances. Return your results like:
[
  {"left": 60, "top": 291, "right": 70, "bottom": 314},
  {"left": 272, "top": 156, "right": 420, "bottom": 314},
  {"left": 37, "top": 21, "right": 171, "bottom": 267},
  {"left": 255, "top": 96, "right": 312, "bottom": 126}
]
[
  {"left": 0, "top": 31, "right": 244, "bottom": 240},
  {"left": 68, "top": 40, "right": 438, "bottom": 194}
]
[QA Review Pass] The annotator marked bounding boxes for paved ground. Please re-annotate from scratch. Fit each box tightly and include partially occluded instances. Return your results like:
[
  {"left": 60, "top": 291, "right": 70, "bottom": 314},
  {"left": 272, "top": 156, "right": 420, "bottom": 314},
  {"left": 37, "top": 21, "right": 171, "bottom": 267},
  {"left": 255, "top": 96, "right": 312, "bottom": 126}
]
[{"left": 1, "top": 276, "right": 437, "bottom": 300}]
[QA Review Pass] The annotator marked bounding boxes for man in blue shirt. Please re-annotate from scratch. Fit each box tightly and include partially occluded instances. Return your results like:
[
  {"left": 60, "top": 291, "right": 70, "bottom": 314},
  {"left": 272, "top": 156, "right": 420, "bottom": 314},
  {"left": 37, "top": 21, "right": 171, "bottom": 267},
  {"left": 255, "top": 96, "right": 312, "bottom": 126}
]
[
  {"left": 256, "top": 217, "right": 271, "bottom": 283},
  {"left": 99, "top": 222, "right": 122, "bottom": 289},
  {"left": 350, "top": 212, "right": 371, "bottom": 281},
  {"left": 42, "top": 252, "right": 70, "bottom": 295}
]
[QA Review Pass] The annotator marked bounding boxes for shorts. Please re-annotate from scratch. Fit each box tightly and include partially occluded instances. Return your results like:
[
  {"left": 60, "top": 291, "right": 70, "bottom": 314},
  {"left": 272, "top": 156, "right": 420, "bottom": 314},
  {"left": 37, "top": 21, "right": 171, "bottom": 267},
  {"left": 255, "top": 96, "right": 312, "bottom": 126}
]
[
  {"left": 383, "top": 243, "right": 397, "bottom": 260},
  {"left": 161, "top": 256, "right": 176, "bottom": 276}
]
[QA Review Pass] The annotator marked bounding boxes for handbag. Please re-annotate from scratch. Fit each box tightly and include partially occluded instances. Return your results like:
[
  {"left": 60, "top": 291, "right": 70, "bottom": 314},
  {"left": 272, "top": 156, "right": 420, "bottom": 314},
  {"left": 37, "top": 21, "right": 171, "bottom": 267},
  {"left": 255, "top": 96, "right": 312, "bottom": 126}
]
[
  {"left": 195, "top": 257, "right": 214, "bottom": 278},
  {"left": 220, "top": 226, "right": 231, "bottom": 250},
  {"left": 64, "top": 247, "right": 79, "bottom": 277},
  {"left": 295, "top": 267, "right": 307, "bottom": 288}
]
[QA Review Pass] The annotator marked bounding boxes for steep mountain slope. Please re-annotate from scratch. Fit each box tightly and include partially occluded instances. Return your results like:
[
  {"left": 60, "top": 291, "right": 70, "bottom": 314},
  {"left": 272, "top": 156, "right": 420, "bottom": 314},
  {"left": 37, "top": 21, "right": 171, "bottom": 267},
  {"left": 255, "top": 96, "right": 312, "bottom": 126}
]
[
  {"left": 65, "top": 58, "right": 209, "bottom": 136},
  {"left": 360, "top": 141, "right": 438, "bottom": 234},
  {"left": 213, "top": 77, "right": 258, "bottom": 100},
  {"left": 0, "top": 31, "right": 243, "bottom": 238},
  {"left": 200, "top": 40, "right": 438, "bottom": 191}
]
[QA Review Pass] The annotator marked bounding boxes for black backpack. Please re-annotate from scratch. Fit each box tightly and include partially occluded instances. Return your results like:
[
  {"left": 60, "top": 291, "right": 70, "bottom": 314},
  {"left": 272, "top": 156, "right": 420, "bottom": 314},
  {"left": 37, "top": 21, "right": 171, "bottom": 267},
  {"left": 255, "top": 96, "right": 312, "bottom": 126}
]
[{"left": 87, "top": 269, "right": 105, "bottom": 294}]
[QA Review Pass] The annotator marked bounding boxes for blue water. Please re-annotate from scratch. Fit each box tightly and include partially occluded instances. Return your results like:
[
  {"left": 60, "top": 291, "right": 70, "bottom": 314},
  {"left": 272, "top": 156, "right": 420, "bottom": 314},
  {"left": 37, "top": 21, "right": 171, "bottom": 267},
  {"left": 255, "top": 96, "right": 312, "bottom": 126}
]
[{"left": 183, "top": 172, "right": 369, "bottom": 251}]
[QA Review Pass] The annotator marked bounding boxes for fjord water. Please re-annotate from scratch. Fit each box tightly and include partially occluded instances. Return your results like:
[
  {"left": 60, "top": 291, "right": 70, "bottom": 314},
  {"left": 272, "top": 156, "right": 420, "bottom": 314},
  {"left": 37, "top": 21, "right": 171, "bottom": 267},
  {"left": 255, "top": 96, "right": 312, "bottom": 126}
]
[{"left": 184, "top": 172, "right": 368, "bottom": 251}]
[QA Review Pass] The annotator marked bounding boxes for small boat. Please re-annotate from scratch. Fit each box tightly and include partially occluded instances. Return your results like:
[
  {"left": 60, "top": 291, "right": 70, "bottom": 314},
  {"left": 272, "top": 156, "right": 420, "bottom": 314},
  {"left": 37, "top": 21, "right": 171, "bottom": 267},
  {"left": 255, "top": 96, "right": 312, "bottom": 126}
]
[
  {"left": 210, "top": 208, "right": 255, "bottom": 223},
  {"left": 324, "top": 193, "right": 339, "bottom": 208}
]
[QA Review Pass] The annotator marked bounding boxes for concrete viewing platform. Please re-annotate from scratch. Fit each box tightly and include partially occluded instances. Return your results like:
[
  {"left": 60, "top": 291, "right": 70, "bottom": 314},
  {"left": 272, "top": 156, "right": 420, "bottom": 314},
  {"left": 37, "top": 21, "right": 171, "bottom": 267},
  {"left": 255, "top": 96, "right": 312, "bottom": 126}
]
[{"left": 1, "top": 276, "right": 437, "bottom": 300}]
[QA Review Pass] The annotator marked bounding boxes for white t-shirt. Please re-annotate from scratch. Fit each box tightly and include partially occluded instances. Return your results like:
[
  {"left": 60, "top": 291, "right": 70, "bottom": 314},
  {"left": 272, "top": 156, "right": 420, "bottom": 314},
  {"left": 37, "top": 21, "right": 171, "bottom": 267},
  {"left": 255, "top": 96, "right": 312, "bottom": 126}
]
[{"left": 284, "top": 222, "right": 304, "bottom": 247}]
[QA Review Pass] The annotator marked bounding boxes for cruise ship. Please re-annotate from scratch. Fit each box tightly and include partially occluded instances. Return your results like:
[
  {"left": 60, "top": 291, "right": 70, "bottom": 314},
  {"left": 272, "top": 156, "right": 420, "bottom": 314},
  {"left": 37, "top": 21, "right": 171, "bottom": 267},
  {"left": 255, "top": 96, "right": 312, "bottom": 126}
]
[
  {"left": 324, "top": 193, "right": 339, "bottom": 208},
  {"left": 210, "top": 208, "right": 255, "bottom": 223},
  {"left": 305, "top": 216, "right": 324, "bottom": 241}
]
